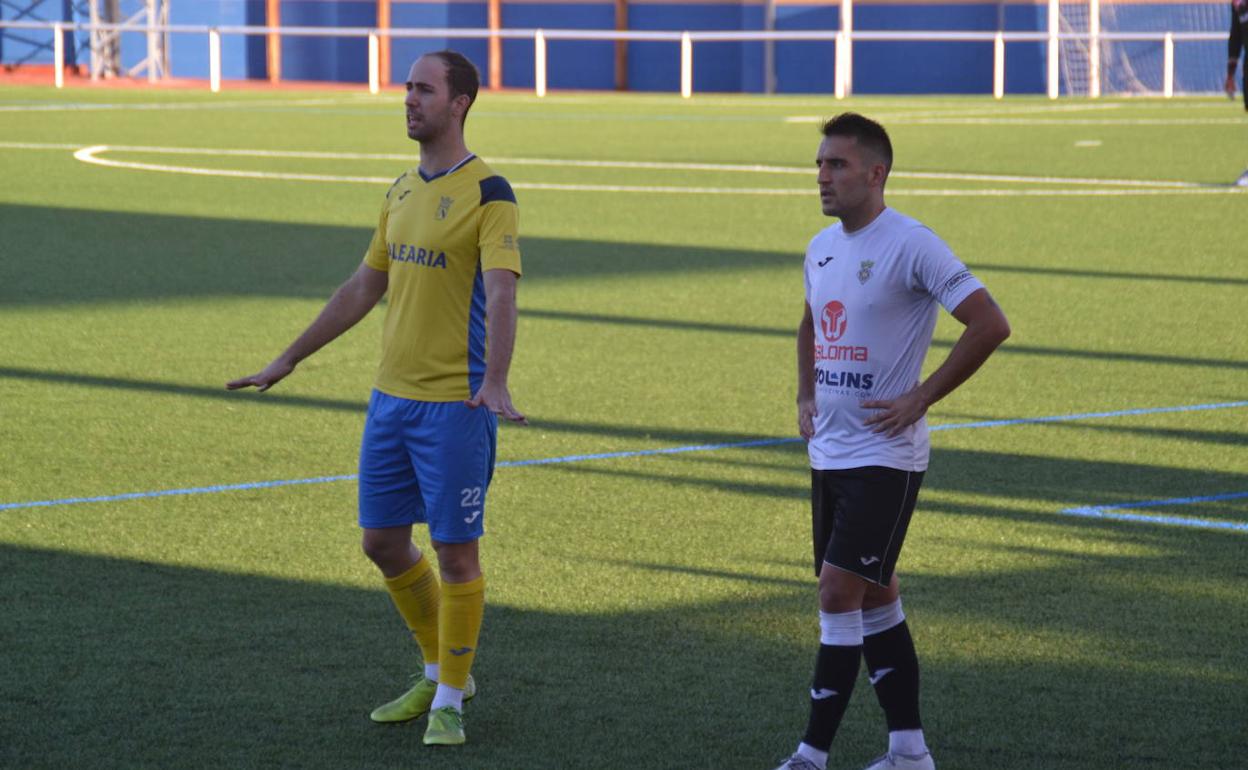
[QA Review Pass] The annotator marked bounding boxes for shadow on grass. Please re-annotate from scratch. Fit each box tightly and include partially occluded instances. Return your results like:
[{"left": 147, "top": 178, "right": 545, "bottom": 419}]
[
  {"left": 1033, "top": 419, "right": 1248, "bottom": 450},
  {"left": 1, "top": 531, "right": 1242, "bottom": 770},
  {"left": 0, "top": 544, "right": 818, "bottom": 770},
  {"left": 526, "top": 309, "right": 1248, "bottom": 371},
  {"left": 542, "top": 444, "right": 1248, "bottom": 527},
  {"left": 970, "top": 261, "right": 1248, "bottom": 288},
  {"left": 0, "top": 204, "right": 796, "bottom": 307},
  {"left": 2, "top": 196, "right": 1242, "bottom": 375}
]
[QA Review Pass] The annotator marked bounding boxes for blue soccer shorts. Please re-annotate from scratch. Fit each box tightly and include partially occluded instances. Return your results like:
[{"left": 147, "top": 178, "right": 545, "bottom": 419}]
[{"left": 358, "top": 390, "right": 497, "bottom": 543}]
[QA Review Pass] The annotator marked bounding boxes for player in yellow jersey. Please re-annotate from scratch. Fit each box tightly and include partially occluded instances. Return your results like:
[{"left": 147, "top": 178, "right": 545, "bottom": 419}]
[{"left": 227, "top": 50, "right": 524, "bottom": 747}]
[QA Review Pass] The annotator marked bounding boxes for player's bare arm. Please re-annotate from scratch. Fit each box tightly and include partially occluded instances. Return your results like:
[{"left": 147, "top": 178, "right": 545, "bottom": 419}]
[
  {"left": 465, "top": 268, "right": 527, "bottom": 424},
  {"left": 226, "top": 263, "right": 389, "bottom": 392},
  {"left": 862, "top": 288, "right": 1010, "bottom": 437},
  {"left": 796, "top": 301, "right": 818, "bottom": 440}
]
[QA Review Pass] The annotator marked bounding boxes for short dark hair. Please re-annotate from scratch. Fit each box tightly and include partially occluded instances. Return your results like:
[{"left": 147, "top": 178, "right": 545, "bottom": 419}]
[
  {"left": 821, "top": 112, "right": 893, "bottom": 173},
  {"left": 426, "top": 50, "right": 480, "bottom": 123}
]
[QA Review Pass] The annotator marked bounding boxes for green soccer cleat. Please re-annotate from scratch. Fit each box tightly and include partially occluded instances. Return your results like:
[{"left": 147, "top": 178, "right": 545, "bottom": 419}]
[
  {"left": 422, "top": 706, "right": 466, "bottom": 746},
  {"left": 369, "top": 674, "right": 476, "bottom": 724}
]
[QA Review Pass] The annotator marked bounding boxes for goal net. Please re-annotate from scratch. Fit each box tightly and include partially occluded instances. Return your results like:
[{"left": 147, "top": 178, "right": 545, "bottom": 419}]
[{"left": 1058, "top": 0, "right": 1228, "bottom": 95}]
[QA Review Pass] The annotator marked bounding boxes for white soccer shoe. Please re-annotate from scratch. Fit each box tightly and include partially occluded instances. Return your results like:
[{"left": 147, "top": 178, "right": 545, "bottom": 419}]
[
  {"left": 861, "top": 752, "right": 935, "bottom": 770},
  {"left": 1235, "top": 170, "right": 1248, "bottom": 188},
  {"left": 773, "top": 754, "right": 823, "bottom": 770}
]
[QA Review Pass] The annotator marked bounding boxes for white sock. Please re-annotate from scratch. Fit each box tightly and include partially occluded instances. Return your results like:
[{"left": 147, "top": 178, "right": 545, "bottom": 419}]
[
  {"left": 424, "top": 663, "right": 439, "bottom": 682},
  {"left": 819, "top": 609, "right": 864, "bottom": 646},
  {"left": 889, "top": 729, "right": 928, "bottom": 756},
  {"left": 429, "top": 683, "right": 464, "bottom": 713},
  {"left": 796, "top": 742, "right": 828, "bottom": 769},
  {"left": 861, "top": 599, "right": 905, "bottom": 637}
]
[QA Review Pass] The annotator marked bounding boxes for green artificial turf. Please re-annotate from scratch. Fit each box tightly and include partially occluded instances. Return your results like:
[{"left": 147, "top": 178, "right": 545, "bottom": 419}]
[{"left": 1, "top": 86, "right": 1245, "bottom": 769}]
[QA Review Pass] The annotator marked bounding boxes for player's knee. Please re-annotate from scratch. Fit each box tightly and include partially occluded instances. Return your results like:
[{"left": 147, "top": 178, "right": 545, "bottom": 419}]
[
  {"left": 361, "top": 531, "right": 407, "bottom": 570},
  {"left": 432, "top": 540, "right": 481, "bottom": 583},
  {"left": 818, "top": 567, "right": 867, "bottom": 612},
  {"left": 863, "top": 574, "right": 901, "bottom": 608}
]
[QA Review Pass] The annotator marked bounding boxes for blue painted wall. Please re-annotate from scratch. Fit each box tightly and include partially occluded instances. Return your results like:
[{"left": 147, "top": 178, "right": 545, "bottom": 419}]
[
  {"left": 390, "top": 4, "right": 490, "bottom": 86},
  {"left": 776, "top": 6, "right": 841, "bottom": 94},
  {"left": 0, "top": 1, "right": 1232, "bottom": 96},
  {"left": 170, "top": 0, "right": 266, "bottom": 79},
  {"left": 0, "top": 0, "right": 70, "bottom": 68}
]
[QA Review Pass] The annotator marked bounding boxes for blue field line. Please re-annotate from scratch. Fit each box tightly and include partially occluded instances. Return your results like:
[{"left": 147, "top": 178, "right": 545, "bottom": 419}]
[
  {"left": 2, "top": 400, "right": 1245, "bottom": 513},
  {"left": 0, "top": 475, "right": 359, "bottom": 511},
  {"left": 1061, "top": 492, "right": 1248, "bottom": 533},
  {"left": 498, "top": 436, "right": 797, "bottom": 467},
  {"left": 926, "top": 400, "right": 1248, "bottom": 431}
]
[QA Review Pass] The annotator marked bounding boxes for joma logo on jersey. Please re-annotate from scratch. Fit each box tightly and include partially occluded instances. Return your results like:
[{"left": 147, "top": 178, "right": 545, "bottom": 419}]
[
  {"left": 814, "top": 343, "right": 868, "bottom": 362},
  {"left": 820, "top": 301, "right": 848, "bottom": 342},
  {"left": 388, "top": 243, "right": 448, "bottom": 268}
]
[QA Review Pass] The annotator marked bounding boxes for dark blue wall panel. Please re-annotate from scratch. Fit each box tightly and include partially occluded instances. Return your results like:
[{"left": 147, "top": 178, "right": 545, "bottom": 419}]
[
  {"left": 280, "top": 0, "right": 371, "bottom": 82},
  {"left": 389, "top": 3, "right": 486, "bottom": 86},
  {"left": 631, "top": 5, "right": 747, "bottom": 92},
  {"left": 502, "top": 4, "right": 615, "bottom": 89},
  {"left": 776, "top": 5, "right": 840, "bottom": 94},
  {"left": 389, "top": 4, "right": 490, "bottom": 86}
]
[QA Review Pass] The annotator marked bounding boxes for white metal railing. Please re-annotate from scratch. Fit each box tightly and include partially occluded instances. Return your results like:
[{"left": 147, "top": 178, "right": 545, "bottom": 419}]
[{"left": 0, "top": 20, "right": 1225, "bottom": 99}]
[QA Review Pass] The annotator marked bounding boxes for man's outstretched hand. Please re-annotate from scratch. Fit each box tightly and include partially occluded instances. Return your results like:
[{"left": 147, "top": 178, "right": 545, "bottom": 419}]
[{"left": 226, "top": 358, "right": 295, "bottom": 392}]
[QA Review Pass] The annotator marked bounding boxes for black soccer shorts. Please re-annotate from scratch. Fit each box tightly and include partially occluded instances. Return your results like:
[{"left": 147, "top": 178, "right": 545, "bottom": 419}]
[{"left": 811, "top": 466, "right": 925, "bottom": 586}]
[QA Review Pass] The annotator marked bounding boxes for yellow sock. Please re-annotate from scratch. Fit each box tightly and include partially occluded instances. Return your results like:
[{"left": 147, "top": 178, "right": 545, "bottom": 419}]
[
  {"left": 383, "top": 558, "right": 440, "bottom": 668},
  {"left": 437, "top": 575, "right": 485, "bottom": 690}
]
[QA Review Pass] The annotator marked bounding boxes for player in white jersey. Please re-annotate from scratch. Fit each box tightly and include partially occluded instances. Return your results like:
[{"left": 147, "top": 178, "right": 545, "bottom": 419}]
[{"left": 773, "top": 114, "right": 1010, "bottom": 770}]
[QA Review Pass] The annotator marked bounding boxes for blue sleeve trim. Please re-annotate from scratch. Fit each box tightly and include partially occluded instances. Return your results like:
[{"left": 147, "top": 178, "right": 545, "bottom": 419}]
[
  {"left": 479, "top": 175, "right": 517, "bottom": 206},
  {"left": 386, "top": 171, "right": 407, "bottom": 200}
]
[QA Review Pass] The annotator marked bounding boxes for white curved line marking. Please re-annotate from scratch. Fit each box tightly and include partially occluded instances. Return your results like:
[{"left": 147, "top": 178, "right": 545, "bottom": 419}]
[
  {"left": 42, "top": 142, "right": 1205, "bottom": 187},
  {"left": 72, "top": 145, "right": 391, "bottom": 184},
  {"left": 66, "top": 144, "right": 1247, "bottom": 196}
]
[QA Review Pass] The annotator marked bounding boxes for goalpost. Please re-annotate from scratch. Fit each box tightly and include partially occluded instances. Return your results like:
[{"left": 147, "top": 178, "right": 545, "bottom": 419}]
[{"left": 1056, "top": 0, "right": 1228, "bottom": 96}]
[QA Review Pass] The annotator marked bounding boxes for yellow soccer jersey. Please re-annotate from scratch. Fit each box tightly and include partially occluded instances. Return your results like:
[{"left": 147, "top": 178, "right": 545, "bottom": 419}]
[{"left": 363, "top": 155, "right": 521, "bottom": 401}]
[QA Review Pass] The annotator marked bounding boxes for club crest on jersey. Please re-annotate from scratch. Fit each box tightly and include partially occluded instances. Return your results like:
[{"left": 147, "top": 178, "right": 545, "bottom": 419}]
[
  {"left": 436, "top": 196, "right": 454, "bottom": 220},
  {"left": 857, "top": 260, "right": 875, "bottom": 285}
]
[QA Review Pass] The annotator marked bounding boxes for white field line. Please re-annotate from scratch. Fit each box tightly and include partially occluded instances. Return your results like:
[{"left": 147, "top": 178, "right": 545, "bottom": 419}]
[
  {"left": 786, "top": 102, "right": 1126, "bottom": 122},
  {"left": 60, "top": 143, "right": 1248, "bottom": 196},
  {"left": 71, "top": 145, "right": 393, "bottom": 184},
  {"left": 786, "top": 115, "right": 1246, "bottom": 126},
  {"left": 5, "top": 95, "right": 1232, "bottom": 127},
  {"left": 0, "top": 97, "right": 370, "bottom": 113},
  {"left": 908, "top": 117, "right": 1246, "bottom": 126},
  {"left": 0, "top": 141, "right": 85, "bottom": 150},
  {"left": 512, "top": 183, "right": 1248, "bottom": 197},
  {"left": 25, "top": 141, "right": 1212, "bottom": 188}
]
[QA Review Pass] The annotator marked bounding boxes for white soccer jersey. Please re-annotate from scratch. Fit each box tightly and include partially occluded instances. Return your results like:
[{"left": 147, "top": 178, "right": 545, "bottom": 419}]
[{"left": 803, "top": 207, "right": 984, "bottom": 472}]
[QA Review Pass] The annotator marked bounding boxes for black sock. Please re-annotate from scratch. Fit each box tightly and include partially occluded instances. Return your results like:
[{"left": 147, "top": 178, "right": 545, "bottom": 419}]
[
  {"left": 862, "top": 620, "right": 922, "bottom": 732},
  {"left": 801, "top": 643, "right": 861, "bottom": 751}
]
